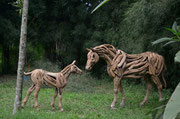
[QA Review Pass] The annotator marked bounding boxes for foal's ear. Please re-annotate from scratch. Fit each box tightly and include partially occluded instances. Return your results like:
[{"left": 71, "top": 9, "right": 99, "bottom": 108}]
[
  {"left": 86, "top": 48, "right": 91, "bottom": 52},
  {"left": 72, "top": 60, "right": 76, "bottom": 65}
]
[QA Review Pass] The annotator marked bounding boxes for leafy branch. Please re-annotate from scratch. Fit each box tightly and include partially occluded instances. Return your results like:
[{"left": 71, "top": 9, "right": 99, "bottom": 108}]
[
  {"left": 91, "top": 0, "right": 110, "bottom": 14},
  {"left": 11, "top": 0, "right": 23, "bottom": 16},
  {"left": 152, "top": 21, "right": 180, "bottom": 63}
]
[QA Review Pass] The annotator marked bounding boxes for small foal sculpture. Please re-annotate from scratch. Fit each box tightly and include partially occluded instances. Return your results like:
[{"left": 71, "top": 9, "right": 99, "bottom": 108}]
[
  {"left": 21, "top": 60, "right": 82, "bottom": 111},
  {"left": 85, "top": 44, "right": 166, "bottom": 109}
]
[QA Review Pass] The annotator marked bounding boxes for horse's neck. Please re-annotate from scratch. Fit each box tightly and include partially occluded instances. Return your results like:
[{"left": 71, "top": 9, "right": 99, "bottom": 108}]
[
  {"left": 94, "top": 45, "right": 117, "bottom": 66},
  {"left": 99, "top": 53, "right": 113, "bottom": 67},
  {"left": 98, "top": 49, "right": 127, "bottom": 67}
]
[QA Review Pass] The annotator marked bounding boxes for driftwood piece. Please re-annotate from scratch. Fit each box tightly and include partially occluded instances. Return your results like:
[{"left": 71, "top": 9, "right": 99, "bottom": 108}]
[
  {"left": 85, "top": 44, "right": 167, "bottom": 109},
  {"left": 21, "top": 60, "right": 82, "bottom": 111}
]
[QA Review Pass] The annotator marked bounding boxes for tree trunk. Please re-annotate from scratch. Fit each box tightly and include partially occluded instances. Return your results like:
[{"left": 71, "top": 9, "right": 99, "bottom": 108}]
[{"left": 13, "top": 0, "right": 29, "bottom": 115}]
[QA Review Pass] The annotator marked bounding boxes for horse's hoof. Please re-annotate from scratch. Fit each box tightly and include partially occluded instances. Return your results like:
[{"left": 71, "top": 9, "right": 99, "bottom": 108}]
[
  {"left": 60, "top": 108, "right": 64, "bottom": 112},
  {"left": 110, "top": 105, "right": 117, "bottom": 109},
  {"left": 52, "top": 107, "right": 55, "bottom": 111},
  {"left": 111, "top": 107, "right": 117, "bottom": 110},
  {"left": 159, "top": 98, "right": 164, "bottom": 102},
  {"left": 36, "top": 107, "right": 40, "bottom": 111},
  {"left": 140, "top": 102, "right": 145, "bottom": 107},
  {"left": 120, "top": 102, "right": 125, "bottom": 107},
  {"left": 21, "top": 104, "right": 24, "bottom": 108}
]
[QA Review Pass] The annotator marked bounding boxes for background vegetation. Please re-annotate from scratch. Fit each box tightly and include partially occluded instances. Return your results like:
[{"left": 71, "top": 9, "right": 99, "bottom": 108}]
[
  {"left": 0, "top": 0, "right": 180, "bottom": 87},
  {"left": 0, "top": 0, "right": 180, "bottom": 118}
]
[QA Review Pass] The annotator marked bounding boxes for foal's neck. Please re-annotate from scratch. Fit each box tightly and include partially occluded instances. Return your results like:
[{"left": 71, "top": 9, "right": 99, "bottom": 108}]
[{"left": 60, "top": 65, "right": 72, "bottom": 79}]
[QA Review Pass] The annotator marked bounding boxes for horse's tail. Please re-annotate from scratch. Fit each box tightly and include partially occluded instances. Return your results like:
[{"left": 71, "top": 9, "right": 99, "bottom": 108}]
[
  {"left": 24, "top": 72, "right": 32, "bottom": 76},
  {"left": 160, "top": 61, "right": 167, "bottom": 88},
  {"left": 161, "top": 71, "right": 167, "bottom": 88}
]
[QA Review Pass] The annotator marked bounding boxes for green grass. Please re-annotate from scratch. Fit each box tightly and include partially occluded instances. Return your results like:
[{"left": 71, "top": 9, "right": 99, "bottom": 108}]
[{"left": 0, "top": 74, "right": 171, "bottom": 119}]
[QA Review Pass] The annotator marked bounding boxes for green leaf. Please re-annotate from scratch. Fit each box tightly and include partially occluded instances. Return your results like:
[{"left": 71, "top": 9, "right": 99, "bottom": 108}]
[
  {"left": 172, "top": 21, "right": 178, "bottom": 32},
  {"left": 174, "top": 51, "right": 180, "bottom": 63},
  {"left": 152, "top": 37, "right": 172, "bottom": 45},
  {"left": 91, "top": 0, "right": 110, "bottom": 14},
  {"left": 156, "top": 111, "right": 164, "bottom": 119},
  {"left": 146, "top": 105, "right": 166, "bottom": 115},
  {"left": 163, "top": 41, "right": 177, "bottom": 47},
  {"left": 177, "top": 26, "right": 180, "bottom": 32},
  {"left": 165, "top": 28, "right": 177, "bottom": 35},
  {"left": 163, "top": 82, "right": 180, "bottom": 119},
  {"left": 176, "top": 31, "right": 180, "bottom": 36},
  {"left": 175, "top": 112, "right": 180, "bottom": 119},
  {"left": 10, "top": 0, "right": 23, "bottom": 16}
]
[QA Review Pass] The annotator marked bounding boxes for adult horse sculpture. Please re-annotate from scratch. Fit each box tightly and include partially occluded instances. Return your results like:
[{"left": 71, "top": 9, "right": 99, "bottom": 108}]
[
  {"left": 85, "top": 44, "right": 166, "bottom": 109},
  {"left": 22, "top": 60, "right": 82, "bottom": 111}
]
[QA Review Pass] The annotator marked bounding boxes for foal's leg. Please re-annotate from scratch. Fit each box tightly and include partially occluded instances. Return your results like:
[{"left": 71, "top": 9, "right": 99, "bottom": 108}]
[
  {"left": 111, "top": 77, "right": 120, "bottom": 109},
  {"left": 119, "top": 81, "right": 126, "bottom": 107},
  {"left": 51, "top": 88, "right": 58, "bottom": 110},
  {"left": 34, "top": 85, "right": 41, "bottom": 111},
  {"left": 152, "top": 76, "right": 163, "bottom": 101},
  {"left": 140, "top": 76, "right": 152, "bottom": 106},
  {"left": 58, "top": 88, "right": 63, "bottom": 112},
  {"left": 22, "top": 84, "right": 35, "bottom": 107}
]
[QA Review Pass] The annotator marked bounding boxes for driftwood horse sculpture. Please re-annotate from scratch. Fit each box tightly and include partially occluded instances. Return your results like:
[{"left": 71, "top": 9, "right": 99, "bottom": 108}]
[
  {"left": 85, "top": 44, "right": 166, "bottom": 109},
  {"left": 21, "top": 60, "right": 82, "bottom": 111}
]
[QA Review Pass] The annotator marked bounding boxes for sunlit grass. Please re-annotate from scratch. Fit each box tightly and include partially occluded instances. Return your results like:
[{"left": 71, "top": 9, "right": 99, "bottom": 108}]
[{"left": 0, "top": 74, "right": 171, "bottom": 119}]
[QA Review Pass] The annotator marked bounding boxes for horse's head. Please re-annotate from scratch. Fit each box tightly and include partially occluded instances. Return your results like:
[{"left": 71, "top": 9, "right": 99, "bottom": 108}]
[
  {"left": 70, "top": 60, "right": 83, "bottom": 74},
  {"left": 85, "top": 48, "right": 99, "bottom": 71}
]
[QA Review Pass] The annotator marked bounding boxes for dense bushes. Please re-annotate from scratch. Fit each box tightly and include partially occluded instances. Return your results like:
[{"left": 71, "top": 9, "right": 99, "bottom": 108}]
[{"left": 0, "top": 0, "right": 180, "bottom": 88}]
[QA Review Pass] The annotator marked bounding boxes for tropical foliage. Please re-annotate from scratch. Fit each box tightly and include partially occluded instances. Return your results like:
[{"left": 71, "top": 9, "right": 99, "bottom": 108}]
[
  {"left": 0, "top": 0, "right": 180, "bottom": 88},
  {"left": 152, "top": 21, "right": 180, "bottom": 63}
]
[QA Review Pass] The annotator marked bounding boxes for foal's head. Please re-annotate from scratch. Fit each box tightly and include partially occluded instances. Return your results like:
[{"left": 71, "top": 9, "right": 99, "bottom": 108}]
[
  {"left": 85, "top": 48, "right": 99, "bottom": 71},
  {"left": 70, "top": 60, "right": 83, "bottom": 74}
]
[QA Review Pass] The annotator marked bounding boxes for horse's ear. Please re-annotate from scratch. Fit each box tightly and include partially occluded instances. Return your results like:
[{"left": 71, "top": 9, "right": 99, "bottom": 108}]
[
  {"left": 91, "top": 48, "right": 96, "bottom": 52},
  {"left": 86, "top": 48, "right": 91, "bottom": 52},
  {"left": 72, "top": 60, "right": 76, "bottom": 65}
]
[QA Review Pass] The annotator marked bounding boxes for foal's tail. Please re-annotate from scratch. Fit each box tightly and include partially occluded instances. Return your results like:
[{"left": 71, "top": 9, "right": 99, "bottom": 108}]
[{"left": 24, "top": 72, "right": 32, "bottom": 76}]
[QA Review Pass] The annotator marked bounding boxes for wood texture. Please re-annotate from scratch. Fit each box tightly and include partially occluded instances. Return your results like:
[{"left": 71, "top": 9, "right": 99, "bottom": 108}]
[
  {"left": 86, "top": 44, "right": 166, "bottom": 108},
  {"left": 21, "top": 60, "right": 82, "bottom": 111}
]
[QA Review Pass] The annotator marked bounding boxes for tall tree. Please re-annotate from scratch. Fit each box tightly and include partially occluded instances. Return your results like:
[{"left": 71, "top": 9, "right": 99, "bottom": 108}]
[{"left": 13, "top": 0, "right": 29, "bottom": 115}]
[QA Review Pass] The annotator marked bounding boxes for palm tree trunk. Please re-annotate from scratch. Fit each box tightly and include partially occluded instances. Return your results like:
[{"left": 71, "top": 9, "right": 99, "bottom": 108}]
[{"left": 13, "top": 0, "right": 29, "bottom": 115}]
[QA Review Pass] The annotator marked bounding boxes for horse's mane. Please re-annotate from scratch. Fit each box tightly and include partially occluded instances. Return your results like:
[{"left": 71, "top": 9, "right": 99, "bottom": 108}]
[{"left": 93, "top": 44, "right": 118, "bottom": 58}]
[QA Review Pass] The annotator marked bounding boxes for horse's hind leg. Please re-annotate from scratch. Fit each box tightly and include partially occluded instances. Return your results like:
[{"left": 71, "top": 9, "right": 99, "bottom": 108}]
[
  {"left": 51, "top": 88, "right": 58, "bottom": 110},
  {"left": 111, "top": 77, "right": 120, "bottom": 109},
  {"left": 22, "top": 84, "right": 35, "bottom": 108},
  {"left": 119, "top": 81, "right": 126, "bottom": 107},
  {"left": 152, "top": 76, "right": 163, "bottom": 101},
  {"left": 140, "top": 76, "right": 152, "bottom": 106},
  {"left": 34, "top": 85, "right": 41, "bottom": 111}
]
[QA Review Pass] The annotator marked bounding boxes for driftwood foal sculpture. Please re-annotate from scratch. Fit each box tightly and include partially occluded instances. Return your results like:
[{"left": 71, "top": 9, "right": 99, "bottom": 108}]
[
  {"left": 21, "top": 60, "right": 82, "bottom": 111},
  {"left": 85, "top": 44, "right": 166, "bottom": 109}
]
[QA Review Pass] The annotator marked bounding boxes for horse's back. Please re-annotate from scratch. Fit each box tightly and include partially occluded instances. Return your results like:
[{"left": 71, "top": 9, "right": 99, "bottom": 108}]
[{"left": 141, "top": 52, "right": 166, "bottom": 76}]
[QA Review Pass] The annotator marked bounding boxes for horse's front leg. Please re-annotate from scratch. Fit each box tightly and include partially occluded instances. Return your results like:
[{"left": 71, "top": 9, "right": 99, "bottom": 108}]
[
  {"left": 51, "top": 88, "right": 58, "bottom": 110},
  {"left": 58, "top": 88, "right": 64, "bottom": 112},
  {"left": 111, "top": 76, "right": 120, "bottom": 109}
]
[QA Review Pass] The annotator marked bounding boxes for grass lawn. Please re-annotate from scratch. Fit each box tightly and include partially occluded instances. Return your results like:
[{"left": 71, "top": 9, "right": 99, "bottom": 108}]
[{"left": 0, "top": 73, "right": 171, "bottom": 119}]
